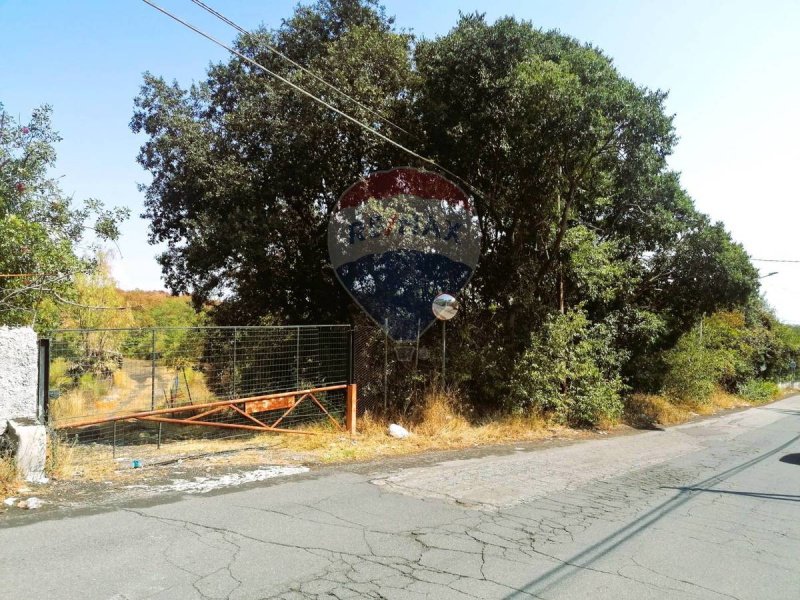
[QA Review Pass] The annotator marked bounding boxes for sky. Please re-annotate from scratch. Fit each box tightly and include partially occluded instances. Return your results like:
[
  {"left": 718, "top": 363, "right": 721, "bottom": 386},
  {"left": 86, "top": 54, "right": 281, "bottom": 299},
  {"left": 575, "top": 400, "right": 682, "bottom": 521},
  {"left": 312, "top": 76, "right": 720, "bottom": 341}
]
[{"left": 1, "top": 0, "right": 799, "bottom": 321}]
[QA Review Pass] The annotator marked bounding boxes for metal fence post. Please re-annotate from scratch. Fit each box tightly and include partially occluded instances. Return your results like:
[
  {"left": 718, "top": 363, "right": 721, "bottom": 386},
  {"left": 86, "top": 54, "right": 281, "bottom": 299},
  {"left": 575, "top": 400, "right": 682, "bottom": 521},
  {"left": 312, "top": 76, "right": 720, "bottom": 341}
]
[
  {"left": 347, "top": 326, "right": 354, "bottom": 385},
  {"left": 384, "top": 318, "right": 389, "bottom": 413},
  {"left": 442, "top": 320, "right": 447, "bottom": 387},
  {"left": 232, "top": 327, "right": 238, "bottom": 399},
  {"left": 296, "top": 326, "right": 301, "bottom": 390},
  {"left": 37, "top": 338, "right": 50, "bottom": 424},
  {"left": 150, "top": 329, "right": 156, "bottom": 411}
]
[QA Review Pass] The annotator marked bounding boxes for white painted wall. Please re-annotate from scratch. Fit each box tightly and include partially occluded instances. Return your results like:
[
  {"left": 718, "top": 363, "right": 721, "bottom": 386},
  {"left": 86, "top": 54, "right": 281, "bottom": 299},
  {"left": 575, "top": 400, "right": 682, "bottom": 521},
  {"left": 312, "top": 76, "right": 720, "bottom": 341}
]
[{"left": 0, "top": 327, "right": 38, "bottom": 434}]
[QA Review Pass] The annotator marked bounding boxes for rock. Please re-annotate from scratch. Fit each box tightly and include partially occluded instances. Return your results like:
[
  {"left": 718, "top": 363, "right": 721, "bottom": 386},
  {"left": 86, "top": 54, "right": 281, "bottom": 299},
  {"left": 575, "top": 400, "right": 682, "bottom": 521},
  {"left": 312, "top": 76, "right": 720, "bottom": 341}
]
[
  {"left": 5, "top": 419, "right": 47, "bottom": 483},
  {"left": 18, "top": 497, "right": 42, "bottom": 509},
  {"left": 4, "top": 497, "right": 17, "bottom": 506},
  {"left": 388, "top": 424, "right": 410, "bottom": 439}
]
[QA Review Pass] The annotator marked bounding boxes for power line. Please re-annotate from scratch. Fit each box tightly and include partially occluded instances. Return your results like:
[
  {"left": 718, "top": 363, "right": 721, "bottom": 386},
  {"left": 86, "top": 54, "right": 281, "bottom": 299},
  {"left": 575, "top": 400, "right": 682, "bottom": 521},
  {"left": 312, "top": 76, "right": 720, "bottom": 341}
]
[
  {"left": 139, "top": 1, "right": 482, "bottom": 197},
  {"left": 189, "top": 0, "right": 413, "bottom": 138},
  {"left": 752, "top": 258, "right": 800, "bottom": 263}
]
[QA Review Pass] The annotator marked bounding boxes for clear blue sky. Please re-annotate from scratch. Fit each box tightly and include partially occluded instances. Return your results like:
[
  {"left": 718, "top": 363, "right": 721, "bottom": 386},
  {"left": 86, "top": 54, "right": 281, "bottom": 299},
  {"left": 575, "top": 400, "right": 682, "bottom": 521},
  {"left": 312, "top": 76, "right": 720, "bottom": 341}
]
[{"left": 2, "top": 1, "right": 799, "bottom": 320}]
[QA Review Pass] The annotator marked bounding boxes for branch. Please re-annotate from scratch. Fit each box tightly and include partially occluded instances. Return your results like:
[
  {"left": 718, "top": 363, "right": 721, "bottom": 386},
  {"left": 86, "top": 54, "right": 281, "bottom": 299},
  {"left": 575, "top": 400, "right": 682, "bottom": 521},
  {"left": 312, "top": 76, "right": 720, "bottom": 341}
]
[{"left": 51, "top": 292, "right": 131, "bottom": 311}]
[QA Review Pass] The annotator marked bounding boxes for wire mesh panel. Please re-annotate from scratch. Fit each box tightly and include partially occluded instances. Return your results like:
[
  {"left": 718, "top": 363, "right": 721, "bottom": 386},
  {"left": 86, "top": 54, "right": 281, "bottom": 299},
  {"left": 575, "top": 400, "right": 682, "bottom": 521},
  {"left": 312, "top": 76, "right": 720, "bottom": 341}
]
[
  {"left": 353, "top": 320, "right": 438, "bottom": 417},
  {"left": 353, "top": 323, "right": 388, "bottom": 416},
  {"left": 45, "top": 325, "right": 351, "bottom": 466}
]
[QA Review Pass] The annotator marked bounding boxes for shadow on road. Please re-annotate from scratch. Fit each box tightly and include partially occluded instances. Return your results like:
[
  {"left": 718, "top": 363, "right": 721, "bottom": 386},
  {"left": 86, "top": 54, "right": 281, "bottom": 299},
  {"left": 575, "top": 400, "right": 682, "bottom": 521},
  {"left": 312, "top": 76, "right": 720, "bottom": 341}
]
[
  {"left": 779, "top": 453, "right": 800, "bottom": 466},
  {"left": 503, "top": 432, "right": 800, "bottom": 599},
  {"left": 759, "top": 408, "right": 800, "bottom": 417},
  {"left": 663, "top": 486, "right": 800, "bottom": 502}
]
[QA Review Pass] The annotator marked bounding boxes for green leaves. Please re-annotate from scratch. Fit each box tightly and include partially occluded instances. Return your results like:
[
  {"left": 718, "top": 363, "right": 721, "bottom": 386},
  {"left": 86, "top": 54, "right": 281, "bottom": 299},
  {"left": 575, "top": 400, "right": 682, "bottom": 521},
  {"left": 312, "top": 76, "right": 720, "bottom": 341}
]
[
  {"left": 0, "top": 103, "right": 128, "bottom": 328},
  {"left": 511, "top": 307, "right": 626, "bottom": 426},
  {"left": 131, "top": 1, "right": 763, "bottom": 410}
]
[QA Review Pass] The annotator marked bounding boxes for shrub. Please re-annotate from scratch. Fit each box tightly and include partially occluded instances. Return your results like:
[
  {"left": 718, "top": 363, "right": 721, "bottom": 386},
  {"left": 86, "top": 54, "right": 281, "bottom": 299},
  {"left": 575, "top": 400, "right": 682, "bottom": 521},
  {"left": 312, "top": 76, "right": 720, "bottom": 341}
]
[
  {"left": 661, "top": 330, "right": 730, "bottom": 404},
  {"left": 736, "top": 379, "right": 779, "bottom": 403},
  {"left": 511, "top": 308, "right": 626, "bottom": 427}
]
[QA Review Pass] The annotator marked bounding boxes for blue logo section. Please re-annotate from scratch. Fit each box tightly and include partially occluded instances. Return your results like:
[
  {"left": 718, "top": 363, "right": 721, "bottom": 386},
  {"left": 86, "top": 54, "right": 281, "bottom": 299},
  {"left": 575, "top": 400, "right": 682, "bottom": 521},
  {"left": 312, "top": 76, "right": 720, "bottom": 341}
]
[
  {"left": 328, "top": 168, "right": 481, "bottom": 342},
  {"left": 337, "top": 251, "right": 473, "bottom": 341}
]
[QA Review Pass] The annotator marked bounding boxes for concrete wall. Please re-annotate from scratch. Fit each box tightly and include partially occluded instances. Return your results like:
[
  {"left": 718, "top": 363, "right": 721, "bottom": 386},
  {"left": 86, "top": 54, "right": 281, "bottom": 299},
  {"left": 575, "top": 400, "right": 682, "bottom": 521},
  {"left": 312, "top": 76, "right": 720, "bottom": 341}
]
[{"left": 0, "top": 327, "right": 38, "bottom": 434}]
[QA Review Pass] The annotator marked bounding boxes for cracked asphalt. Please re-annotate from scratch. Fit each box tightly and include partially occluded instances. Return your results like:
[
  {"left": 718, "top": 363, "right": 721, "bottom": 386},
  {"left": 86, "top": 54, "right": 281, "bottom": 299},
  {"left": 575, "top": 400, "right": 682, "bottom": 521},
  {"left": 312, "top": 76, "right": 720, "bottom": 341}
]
[{"left": 2, "top": 396, "right": 800, "bottom": 599}]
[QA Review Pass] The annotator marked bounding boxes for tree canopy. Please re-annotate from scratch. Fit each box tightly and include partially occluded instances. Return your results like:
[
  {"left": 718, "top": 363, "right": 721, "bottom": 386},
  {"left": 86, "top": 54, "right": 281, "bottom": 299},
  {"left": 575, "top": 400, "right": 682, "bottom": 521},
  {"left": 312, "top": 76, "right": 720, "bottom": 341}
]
[
  {"left": 132, "top": 0, "right": 762, "bottom": 416},
  {"left": 0, "top": 103, "right": 129, "bottom": 329}
]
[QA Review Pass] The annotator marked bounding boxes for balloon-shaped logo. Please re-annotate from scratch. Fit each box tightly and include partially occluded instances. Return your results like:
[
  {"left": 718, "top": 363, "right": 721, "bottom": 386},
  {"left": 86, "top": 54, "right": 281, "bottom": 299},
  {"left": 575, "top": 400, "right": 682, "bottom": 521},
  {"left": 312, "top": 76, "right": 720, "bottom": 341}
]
[{"left": 328, "top": 168, "right": 481, "bottom": 341}]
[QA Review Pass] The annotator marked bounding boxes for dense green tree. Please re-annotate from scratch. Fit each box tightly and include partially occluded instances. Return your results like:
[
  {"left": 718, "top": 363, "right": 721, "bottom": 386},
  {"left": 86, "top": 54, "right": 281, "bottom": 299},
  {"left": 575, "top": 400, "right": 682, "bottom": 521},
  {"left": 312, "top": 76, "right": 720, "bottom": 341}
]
[
  {"left": 0, "top": 103, "right": 129, "bottom": 329},
  {"left": 132, "top": 1, "right": 760, "bottom": 417},
  {"left": 131, "top": 0, "right": 412, "bottom": 324}
]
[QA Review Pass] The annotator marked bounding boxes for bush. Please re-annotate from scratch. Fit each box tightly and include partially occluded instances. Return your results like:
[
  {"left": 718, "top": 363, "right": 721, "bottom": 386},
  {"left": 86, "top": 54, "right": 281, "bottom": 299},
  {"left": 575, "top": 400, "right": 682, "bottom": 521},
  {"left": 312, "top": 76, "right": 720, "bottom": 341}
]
[
  {"left": 736, "top": 379, "right": 779, "bottom": 403},
  {"left": 661, "top": 330, "right": 731, "bottom": 404},
  {"left": 511, "top": 308, "right": 625, "bottom": 427}
]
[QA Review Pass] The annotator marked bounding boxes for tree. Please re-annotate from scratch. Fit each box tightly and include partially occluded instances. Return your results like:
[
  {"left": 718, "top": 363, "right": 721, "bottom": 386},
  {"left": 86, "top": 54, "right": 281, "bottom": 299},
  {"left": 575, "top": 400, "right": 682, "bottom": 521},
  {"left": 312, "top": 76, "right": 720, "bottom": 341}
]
[
  {"left": 132, "top": 1, "right": 759, "bottom": 410},
  {"left": 0, "top": 103, "right": 129, "bottom": 329},
  {"left": 131, "top": 0, "right": 412, "bottom": 324}
]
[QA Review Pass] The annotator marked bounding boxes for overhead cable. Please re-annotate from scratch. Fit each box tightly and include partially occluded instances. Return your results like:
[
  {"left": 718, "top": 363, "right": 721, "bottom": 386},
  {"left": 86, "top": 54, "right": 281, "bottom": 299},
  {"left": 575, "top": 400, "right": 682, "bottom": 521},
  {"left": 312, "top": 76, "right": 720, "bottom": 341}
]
[
  {"left": 140, "top": 0, "right": 482, "bottom": 197},
  {"left": 189, "top": 0, "right": 413, "bottom": 138}
]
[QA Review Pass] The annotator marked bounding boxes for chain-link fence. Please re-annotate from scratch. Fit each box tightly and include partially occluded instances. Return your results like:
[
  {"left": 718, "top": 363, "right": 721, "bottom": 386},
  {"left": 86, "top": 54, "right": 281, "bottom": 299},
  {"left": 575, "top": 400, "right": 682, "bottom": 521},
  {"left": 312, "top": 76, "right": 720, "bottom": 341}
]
[
  {"left": 44, "top": 325, "right": 351, "bottom": 465},
  {"left": 353, "top": 317, "right": 446, "bottom": 418}
]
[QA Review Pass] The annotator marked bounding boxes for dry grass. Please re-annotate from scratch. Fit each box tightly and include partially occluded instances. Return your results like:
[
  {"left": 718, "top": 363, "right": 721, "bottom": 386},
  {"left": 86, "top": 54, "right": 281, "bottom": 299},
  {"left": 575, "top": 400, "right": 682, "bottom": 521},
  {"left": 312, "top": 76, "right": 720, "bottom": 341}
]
[
  {"left": 705, "top": 389, "right": 749, "bottom": 411},
  {"left": 111, "top": 369, "right": 136, "bottom": 390},
  {"left": 45, "top": 433, "right": 76, "bottom": 480},
  {"left": 49, "top": 363, "right": 219, "bottom": 426},
  {"left": 0, "top": 452, "right": 20, "bottom": 497},
  {"left": 625, "top": 394, "right": 694, "bottom": 427},
  {"left": 46, "top": 430, "right": 289, "bottom": 482},
  {"left": 49, "top": 389, "right": 94, "bottom": 424},
  {"left": 47, "top": 441, "right": 116, "bottom": 481},
  {"left": 626, "top": 388, "right": 751, "bottom": 428},
  {"left": 279, "top": 388, "right": 564, "bottom": 464}
]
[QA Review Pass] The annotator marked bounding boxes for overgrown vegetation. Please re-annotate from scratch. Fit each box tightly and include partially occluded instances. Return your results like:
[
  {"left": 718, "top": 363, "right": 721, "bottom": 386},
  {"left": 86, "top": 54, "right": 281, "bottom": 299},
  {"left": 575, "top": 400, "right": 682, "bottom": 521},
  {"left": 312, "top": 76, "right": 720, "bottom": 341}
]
[
  {"left": 128, "top": 0, "right": 797, "bottom": 427},
  {"left": 3, "top": 1, "right": 797, "bottom": 456},
  {"left": 0, "top": 105, "right": 128, "bottom": 328},
  {"left": 511, "top": 308, "right": 626, "bottom": 426}
]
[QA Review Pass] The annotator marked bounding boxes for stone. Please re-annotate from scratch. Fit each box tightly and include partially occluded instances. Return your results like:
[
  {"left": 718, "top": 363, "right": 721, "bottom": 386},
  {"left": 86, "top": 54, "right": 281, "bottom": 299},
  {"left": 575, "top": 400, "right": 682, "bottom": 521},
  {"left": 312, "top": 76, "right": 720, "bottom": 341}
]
[
  {"left": 4, "top": 418, "right": 47, "bottom": 483},
  {"left": 388, "top": 424, "right": 410, "bottom": 439}
]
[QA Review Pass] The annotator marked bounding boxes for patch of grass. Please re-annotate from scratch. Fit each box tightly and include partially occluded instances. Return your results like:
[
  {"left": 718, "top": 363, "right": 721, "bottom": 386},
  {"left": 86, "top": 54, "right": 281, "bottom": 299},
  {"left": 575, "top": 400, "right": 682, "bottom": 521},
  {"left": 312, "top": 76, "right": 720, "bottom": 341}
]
[
  {"left": 278, "top": 387, "right": 567, "bottom": 464},
  {"left": 45, "top": 433, "right": 77, "bottom": 480},
  {"left": 736, "top": 379, "right": 780, "bottom": 403},
  {"left": 0, "top": 452, "right": 20, "bottom": 497},
  {"left": 625, "top": 393, "right": 694, "bottom": 427},
  {"left": 112, "top": 369, "right": 136, "bottom": 390},
  {"left": 707, "top": 389, "right": 748, "bottom": 411},
  {"left": 49, "top": 389, "right": 93, "bottom": 424},
  {"left": 625, "top": 388, "right": 751, "bottom": 428},
  {"left": 49, "top": 442, "right": 116, "bottom": 480},
  {"left": 411, "top": 387, "right": 472, "bottom": 437},
  {"left": 48, "top": 357, "right": 72, "bottom": 389}
]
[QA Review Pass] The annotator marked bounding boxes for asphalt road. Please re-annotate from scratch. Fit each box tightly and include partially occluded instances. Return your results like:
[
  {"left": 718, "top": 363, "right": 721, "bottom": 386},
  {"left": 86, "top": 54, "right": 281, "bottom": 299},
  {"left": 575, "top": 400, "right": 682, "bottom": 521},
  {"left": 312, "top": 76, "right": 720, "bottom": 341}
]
[{"left": 2, "top": 396, "right": 800, "bottom": 599}]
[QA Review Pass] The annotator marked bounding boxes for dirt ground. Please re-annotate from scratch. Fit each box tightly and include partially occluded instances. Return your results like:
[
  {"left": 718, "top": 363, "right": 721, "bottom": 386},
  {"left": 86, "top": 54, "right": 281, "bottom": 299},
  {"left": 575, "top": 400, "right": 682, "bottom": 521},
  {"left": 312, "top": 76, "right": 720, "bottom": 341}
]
[{"left": 1, "top": 424, "right": 601, "bottom": 520}]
